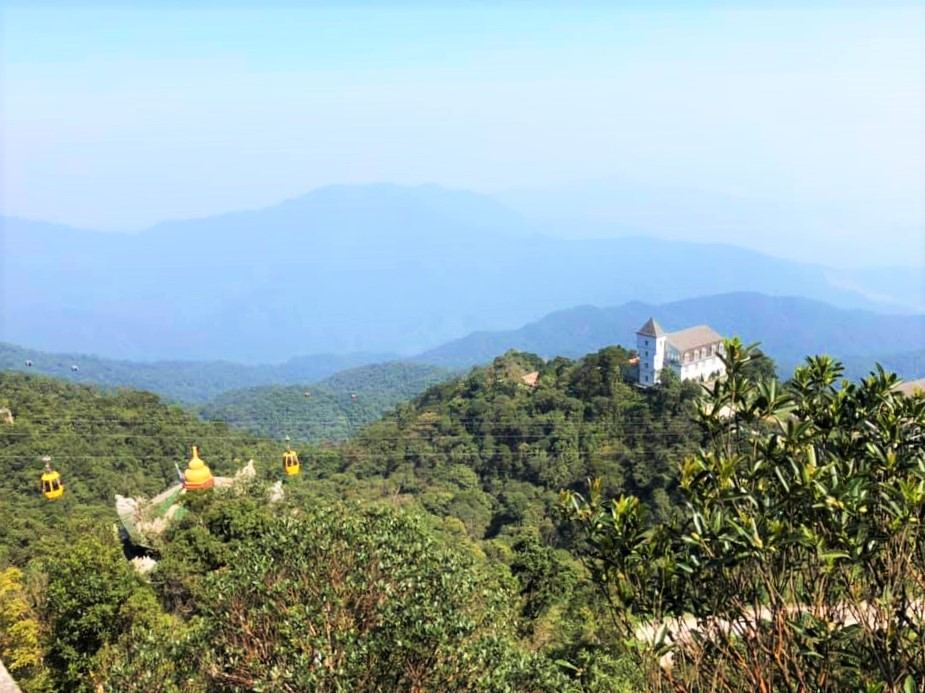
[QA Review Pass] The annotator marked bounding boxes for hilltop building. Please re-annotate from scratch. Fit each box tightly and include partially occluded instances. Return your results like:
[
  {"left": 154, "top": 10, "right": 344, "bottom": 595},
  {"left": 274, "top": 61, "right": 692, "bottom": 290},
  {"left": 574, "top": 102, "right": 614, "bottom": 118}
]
[{"left": 636, "top": 318, "right": 726, "bottom": 387}]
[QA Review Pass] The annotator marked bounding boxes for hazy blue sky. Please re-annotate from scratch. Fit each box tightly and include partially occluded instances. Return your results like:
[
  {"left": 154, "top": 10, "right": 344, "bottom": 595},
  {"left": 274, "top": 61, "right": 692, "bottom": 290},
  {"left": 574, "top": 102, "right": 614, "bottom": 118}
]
[{"left": 2, "top": 2, "right": 923, "bottom": 266}]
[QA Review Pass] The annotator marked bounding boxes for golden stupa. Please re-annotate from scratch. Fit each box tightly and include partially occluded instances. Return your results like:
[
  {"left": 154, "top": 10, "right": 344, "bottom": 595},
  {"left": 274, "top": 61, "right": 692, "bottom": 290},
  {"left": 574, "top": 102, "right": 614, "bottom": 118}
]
[{"left": 183, "top": 445, "right": 214, "bottom": 491}]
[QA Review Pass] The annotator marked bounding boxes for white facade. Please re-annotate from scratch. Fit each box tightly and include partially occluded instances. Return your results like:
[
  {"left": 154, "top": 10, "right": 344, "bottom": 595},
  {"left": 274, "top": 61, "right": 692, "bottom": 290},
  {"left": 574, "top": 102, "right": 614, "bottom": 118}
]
[
  {"left": 636, "top": 324, "right": 667, "bottom": 388},
  {"left": 636, "top": 319, "right": 726, "bottom": 387},
  {"left": 665, "top": 342, "right": 725, "bottom": 382}
]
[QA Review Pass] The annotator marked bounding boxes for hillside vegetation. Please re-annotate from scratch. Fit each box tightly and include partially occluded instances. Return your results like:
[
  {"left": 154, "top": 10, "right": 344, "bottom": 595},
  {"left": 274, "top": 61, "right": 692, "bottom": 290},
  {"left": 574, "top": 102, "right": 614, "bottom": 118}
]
[
  {"left": 565, "top": 344, "right": 925, "bottom": 690},
  {"left": 1, "top": 343, "right": 922, "bottom": 691},
  {"left": 0, "top": 347, "right": 702, "bottom": 690},
  {"left": 199, "top": 361, "right": 453, "bottom": 442},
  {"left": 0, "top": 371, "right": 284, "bottom": 566},
  {"left": 338, "top": 347, "right": 704, "bottom": 535}
]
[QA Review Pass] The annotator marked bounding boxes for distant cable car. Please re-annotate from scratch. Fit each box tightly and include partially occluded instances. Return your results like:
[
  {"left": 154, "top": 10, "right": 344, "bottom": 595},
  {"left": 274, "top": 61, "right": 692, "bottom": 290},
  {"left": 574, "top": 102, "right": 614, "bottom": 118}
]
[
  {"left": 303, "top": 391, "right": 311, "bottom": 398},
  {"left": 71, "top": 364, "right": 79, "bottom": 372},
  {"left": 25, "top": 360, "right": 33, "bottom": 367},
  {"left": 351, "top": 393, "right": 358, "bottom": 401},
  {"left": 282, "top": 436, "right": 300, "bottom": 476},
  {"left": 40, "top": 456, "right": 64, "bottom": 500}
]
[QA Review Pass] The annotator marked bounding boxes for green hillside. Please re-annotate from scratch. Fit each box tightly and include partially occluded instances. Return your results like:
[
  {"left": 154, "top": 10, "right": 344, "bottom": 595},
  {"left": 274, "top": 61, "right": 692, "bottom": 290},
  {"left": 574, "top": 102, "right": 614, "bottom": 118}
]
[
  {"left": 199, "top": 361, "right": 454, "bottom": 442},
  {"left": 0, "top": 371, "right": 284, "bottom": 566},
  {"left": 0, "top": 347, "right": 702, "bottom": 690},
  {"left": 0, "top": 342, "right": 393, "bottom": 404},
  {"left": 338, "top": 347, "right": 704, "bottom": 534},
  {"left": 3, "top": 344, "right": 920, "bottom": 691}
]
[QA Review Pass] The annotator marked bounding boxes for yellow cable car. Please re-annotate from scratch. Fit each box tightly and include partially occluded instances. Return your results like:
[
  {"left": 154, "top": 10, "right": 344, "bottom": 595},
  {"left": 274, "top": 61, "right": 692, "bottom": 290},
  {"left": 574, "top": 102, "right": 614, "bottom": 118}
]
[
  {"left": 283, "top": 436, "right": 300, "bottom": 476},
  {"left": 40, "top": 456, "right": 64, "bottom": 500}
]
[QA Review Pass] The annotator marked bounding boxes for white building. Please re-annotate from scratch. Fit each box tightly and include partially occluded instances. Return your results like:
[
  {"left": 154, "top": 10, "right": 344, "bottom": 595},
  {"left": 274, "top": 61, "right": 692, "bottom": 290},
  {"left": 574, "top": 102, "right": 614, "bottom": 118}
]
[{"left": 636, "top": 318, "right": 726, "bottom": 387}]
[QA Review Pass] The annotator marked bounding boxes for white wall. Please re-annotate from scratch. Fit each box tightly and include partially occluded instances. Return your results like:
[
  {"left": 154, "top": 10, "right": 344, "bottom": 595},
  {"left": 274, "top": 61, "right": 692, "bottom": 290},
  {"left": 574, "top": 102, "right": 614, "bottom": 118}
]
[{"left": 637, "top": 333, "right": 667, "bottom": 387}]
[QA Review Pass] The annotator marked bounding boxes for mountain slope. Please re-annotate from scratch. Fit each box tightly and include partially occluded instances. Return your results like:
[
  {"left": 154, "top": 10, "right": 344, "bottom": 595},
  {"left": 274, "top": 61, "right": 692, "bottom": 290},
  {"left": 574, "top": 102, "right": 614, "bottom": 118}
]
[
  {"left": 199, "top": 362, "right": 454, "bottom": 442},
  {"left": 0, "top": 370, "right": 285, "bottom": 566},
  {"left": 497, "top": 177, "right": 925, "bottom": 283},
  {"left": 0, "top": 342, "right": 395, "bottom": 403},
  {"left": 2, "top": 184, "right": 909, "bottom": 362},
  {"left": 417, "top": 292, "right": 925, "bottom": 377}
]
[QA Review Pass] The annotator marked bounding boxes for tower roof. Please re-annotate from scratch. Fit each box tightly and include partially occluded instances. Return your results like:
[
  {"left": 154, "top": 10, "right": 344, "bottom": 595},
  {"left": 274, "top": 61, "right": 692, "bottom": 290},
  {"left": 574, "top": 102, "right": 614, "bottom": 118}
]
[{"left": 637, "top": 318, "right": 666, "bottom": 338}]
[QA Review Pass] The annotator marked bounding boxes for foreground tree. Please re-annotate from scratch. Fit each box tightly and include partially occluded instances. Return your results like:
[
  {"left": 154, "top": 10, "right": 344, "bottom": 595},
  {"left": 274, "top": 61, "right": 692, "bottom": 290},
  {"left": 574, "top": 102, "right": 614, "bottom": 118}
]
[{"left": 563, "top": 339, "right": 925, "bottom": 691}]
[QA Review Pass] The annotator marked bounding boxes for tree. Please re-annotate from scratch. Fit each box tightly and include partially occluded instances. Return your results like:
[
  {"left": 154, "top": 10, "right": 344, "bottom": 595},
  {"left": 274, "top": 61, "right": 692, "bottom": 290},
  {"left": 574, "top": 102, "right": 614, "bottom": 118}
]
[
  {"left": 39, "top": 525, "right": 153, "bottom": 691},
  {"left": 740, "top": 346, "right": 777, "bottom": 382},
  {"left": 0, "top": 567, "right": 46, "bottom": 688},
  {"left": 195, "top": 502, "right": 567, "bottom": 691},
  {"left": 563, "top": 339, "right": 925, "bottom": 691}
]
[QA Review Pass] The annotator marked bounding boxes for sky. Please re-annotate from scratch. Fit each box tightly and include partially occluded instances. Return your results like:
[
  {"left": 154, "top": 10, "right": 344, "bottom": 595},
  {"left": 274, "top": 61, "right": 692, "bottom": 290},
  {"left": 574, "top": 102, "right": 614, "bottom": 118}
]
[{"left": 1, "top": 1, "right": 923, "bottom": 267}]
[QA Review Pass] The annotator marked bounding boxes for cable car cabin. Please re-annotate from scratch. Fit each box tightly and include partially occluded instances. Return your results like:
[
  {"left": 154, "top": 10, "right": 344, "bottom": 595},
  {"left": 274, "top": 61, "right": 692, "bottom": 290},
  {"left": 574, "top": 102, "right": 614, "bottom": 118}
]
[
  {"left": 283, "top": 449, "right": 301, "bottom": 476},
  {"left": 41, "top": 468, "right": 64, "bottom": 500}
]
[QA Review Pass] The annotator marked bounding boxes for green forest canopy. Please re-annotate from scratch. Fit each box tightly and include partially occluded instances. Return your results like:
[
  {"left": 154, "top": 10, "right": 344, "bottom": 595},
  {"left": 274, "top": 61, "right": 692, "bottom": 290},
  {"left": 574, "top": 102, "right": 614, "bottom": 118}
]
[
  {"left": 1, "top": 342, "right": 922, "bottom": 691},
  {"left": 199, "top": 361, "right": 453, "bottom": 443}
]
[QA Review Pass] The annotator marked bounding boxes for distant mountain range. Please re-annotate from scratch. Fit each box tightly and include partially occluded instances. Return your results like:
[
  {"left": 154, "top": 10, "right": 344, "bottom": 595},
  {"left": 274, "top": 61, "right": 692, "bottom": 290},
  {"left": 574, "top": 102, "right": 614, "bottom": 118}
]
[
  {"left": 3, "top": 292, "right": 924, "bottom": 403},
  {"left": 0, "top": 342, "right": 395, "bottom": 403},
  {"left": 417, "top": 292, "right": 925, "bottom": 379},
  {"left": 496, "top": 176, "right": 925, "bottom": 275},
  {"left": 3, "top": 183, "right": 921, "bottom": 363}
]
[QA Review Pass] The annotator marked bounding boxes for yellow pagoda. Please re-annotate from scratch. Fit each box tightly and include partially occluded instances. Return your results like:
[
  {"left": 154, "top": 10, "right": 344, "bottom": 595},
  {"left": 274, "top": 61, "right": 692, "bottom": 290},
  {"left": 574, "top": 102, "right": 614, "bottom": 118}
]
[{"left": 183, "top": 446, "right": 215, "bottom": 491}]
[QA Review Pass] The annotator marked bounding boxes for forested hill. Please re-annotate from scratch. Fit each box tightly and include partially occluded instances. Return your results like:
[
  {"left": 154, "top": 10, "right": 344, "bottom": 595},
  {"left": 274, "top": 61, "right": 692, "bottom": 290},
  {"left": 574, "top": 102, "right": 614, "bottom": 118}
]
[
  {"left": 0, "top": 342, "right": 785, "bottom": 561},
  {"left": 0, "top": 342, "right": 396, "bottom": 403},
  {"left": 0, "top": 371, "right": 284, "bottom": 566},
  {"left": 0, "top": 347, "right": 712, "bottom": 690},
  {"left": 5, "top": 343, "right": 896, "bottom": 691},
  {"left": 200, "top": 362, "right": 454, "bottom": 442},
  {"left": 339, "top": 347, "right": 709, "bottom": 532},
  {"left": 0, "top": 346, "right": 705, "bottom": 565}
]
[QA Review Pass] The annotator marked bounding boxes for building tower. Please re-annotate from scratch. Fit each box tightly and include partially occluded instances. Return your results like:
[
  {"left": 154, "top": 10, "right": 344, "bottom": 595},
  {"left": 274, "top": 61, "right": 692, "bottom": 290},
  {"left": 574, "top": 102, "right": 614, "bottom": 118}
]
[{"left": 636, "top": 318, "right": 667, "bottom": 387}]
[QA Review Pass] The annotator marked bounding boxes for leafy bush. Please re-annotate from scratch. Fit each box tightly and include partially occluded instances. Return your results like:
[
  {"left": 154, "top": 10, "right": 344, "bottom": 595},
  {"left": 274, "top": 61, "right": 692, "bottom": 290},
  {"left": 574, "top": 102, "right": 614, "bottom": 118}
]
[{"left": 564, "top": 340, "right": 925, "bottom": 691}]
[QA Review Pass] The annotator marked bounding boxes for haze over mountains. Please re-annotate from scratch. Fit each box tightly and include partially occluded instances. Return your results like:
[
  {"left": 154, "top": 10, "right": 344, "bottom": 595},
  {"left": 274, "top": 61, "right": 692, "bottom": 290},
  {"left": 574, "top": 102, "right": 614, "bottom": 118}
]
[
  {"left": 497, "top": 176, "right": 925, "bottom": 271},
  {"left": 418, "top": 292, "right": 925, "bottom": 378},
  {"left": 3, "top": 291, "right": 924, "bottom": 405},
  {"left": 3, "top": 184, "right": 922, "bottom": 364}
]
